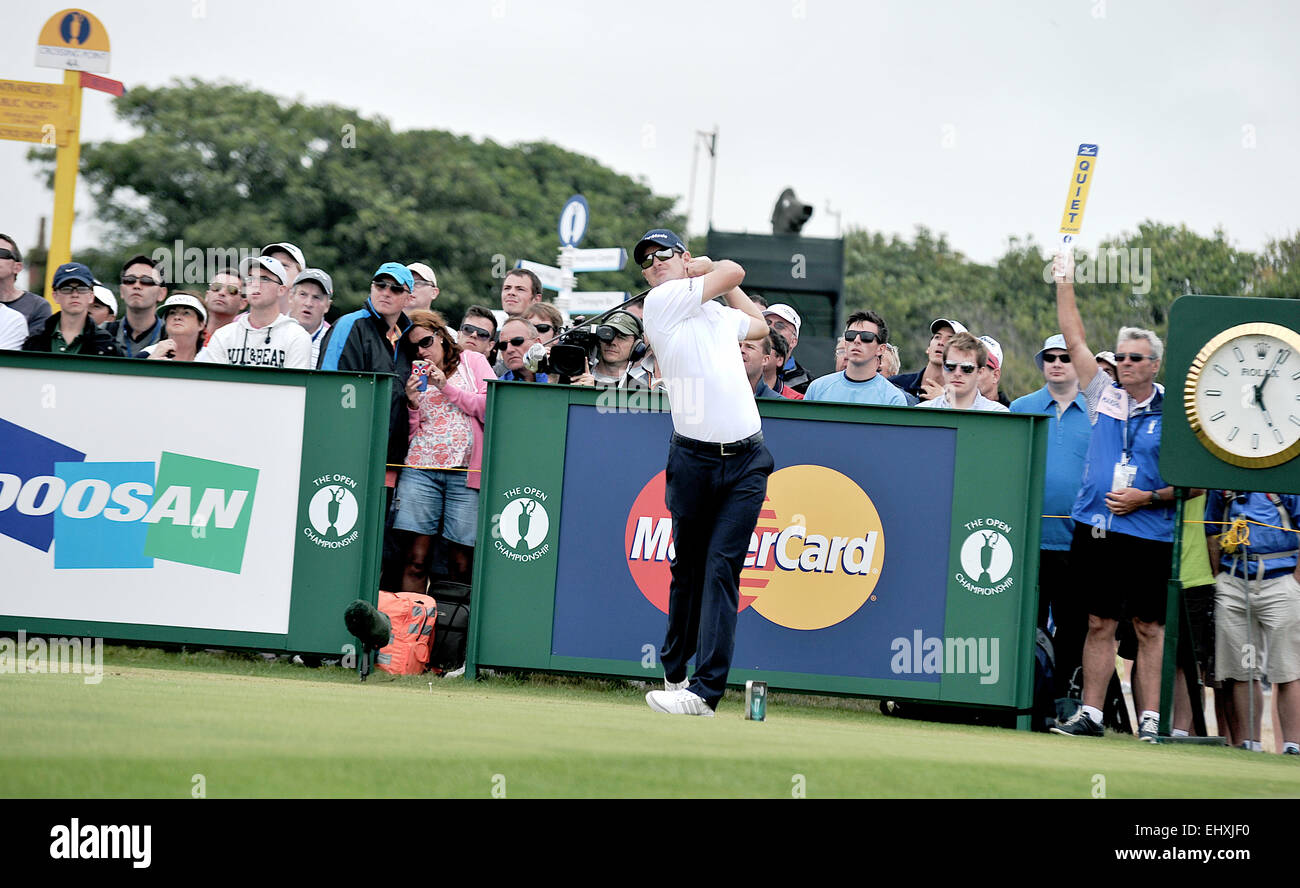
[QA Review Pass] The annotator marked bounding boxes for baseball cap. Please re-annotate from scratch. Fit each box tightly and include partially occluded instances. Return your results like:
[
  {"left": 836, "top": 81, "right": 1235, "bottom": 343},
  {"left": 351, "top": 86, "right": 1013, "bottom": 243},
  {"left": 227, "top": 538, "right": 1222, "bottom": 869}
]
[
  {"left": 633, "top": 229, "right": 687, "bottom": 264},
  {"left": 1095, "top": 350, "right": 1117, "bottom": 367},
  {"left": 91, "top": 284, "right": 117, "bottom": 317},
  {"left": 240, "top": 255, "right": 290, "bottom": 285},
  {"left": 262, "top": 242, "right": 305, "bottom": 269},
  {"left": 52, "top": 262, "right": 95, "bottom": 289},
  {"left": 603, "top": 310, "right": 642, "bottom": 338},
  {"left": 930, "top": 318, "right": 968, "bottom": 336},
  {"left": 372, "top": 261, "right": 414, "bottom": 292},
  {"left": 292, "top": 268, "right": 334, "bottom": 298},
  {"left": 156, "top": 292, "right": 208, "bottom": 324},
  {"left": 407, "top": 262, "right": 437, "bottom": 286},
  {"left": 978, "top": 335, "right": 1003, "bottom": 371},
  {"left": 1035, "top": 333, "right": 1068, "bottom": 370},
  {"left": 764, "top": 303, "right": 802, "bottom": 335}
]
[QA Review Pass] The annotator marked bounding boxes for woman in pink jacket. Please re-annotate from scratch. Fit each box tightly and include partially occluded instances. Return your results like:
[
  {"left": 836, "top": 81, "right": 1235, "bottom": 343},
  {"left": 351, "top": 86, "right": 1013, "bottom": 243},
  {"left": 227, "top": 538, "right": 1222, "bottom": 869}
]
[{"left": 392, "top": 309, "right": 496, "bottom": 588}]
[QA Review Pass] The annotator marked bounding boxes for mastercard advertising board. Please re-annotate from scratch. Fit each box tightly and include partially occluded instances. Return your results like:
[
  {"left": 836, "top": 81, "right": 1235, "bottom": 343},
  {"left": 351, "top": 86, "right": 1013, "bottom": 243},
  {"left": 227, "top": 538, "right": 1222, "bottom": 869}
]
[{"left": 471, "top": 384, "right": 1047, "bottom": 715}]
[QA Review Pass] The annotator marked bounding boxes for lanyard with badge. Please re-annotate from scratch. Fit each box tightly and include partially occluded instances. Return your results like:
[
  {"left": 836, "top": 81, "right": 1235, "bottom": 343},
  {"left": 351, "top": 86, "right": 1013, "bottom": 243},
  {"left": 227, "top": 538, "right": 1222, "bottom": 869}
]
[{"left": 1098, "top": 386, "right": 1139, "bottom": 491}]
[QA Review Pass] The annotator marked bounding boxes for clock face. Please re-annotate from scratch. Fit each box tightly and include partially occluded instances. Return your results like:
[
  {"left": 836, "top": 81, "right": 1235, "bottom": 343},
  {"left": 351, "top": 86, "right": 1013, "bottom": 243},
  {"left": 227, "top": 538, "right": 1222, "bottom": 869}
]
[{"left": 1185, "top": 322, "right": 1300, "bottom": 468}]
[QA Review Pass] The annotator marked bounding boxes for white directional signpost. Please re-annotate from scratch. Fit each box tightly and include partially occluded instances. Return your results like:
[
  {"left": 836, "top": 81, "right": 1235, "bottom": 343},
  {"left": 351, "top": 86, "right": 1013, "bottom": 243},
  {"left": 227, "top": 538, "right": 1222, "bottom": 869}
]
[{"left": 517, "top": 195, "right": 629, "bottom": 323}]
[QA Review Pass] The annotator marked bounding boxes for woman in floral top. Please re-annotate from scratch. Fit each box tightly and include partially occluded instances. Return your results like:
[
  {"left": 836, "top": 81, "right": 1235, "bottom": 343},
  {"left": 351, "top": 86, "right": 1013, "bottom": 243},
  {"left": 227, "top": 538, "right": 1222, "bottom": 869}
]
[{"left": 391, "top": 310, "right": 496, "bottom": 588}]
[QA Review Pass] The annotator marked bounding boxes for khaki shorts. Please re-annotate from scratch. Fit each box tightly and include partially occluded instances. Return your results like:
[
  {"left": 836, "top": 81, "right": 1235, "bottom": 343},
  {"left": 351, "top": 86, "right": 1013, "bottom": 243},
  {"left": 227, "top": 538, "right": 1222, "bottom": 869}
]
[{"left": 1214, "top": 571, "right": 1300, "bottom": 683}]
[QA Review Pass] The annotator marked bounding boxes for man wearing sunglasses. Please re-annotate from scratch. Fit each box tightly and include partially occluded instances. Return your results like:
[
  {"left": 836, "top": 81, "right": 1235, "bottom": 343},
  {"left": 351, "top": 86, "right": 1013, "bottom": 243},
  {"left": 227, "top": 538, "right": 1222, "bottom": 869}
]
[
  {"left": 1049, "top": 250, "right": 1180, "bottom": 742},
  {"left": 917, "top": 332, "right": 1009, "bottom": 412},
  {"left": 203, "top": 266, "right": 246, "bottom": 345},
  {"left": 457, "top": 306, "right": 498, "bottom": 361},
  {"left": 496, "top": 318, "right": 549, "bottom": 383},
  {"left": 1011, "top": 334, "right": 1092, "bottom": 705},
  {"left": 22, "top": 263, "right": 122, "bottom": 357},
  {"left": 805, "top": 310, "right": 908, "bottom": 407},
  {"left": 105, "top": 254, "right": 167, "bottom": 357},
  {"left": 635, "top": 228, "right": 773, "bottom": 718},
  {"left": 0, "top": 233, "right": 52, "bottom": 337}
]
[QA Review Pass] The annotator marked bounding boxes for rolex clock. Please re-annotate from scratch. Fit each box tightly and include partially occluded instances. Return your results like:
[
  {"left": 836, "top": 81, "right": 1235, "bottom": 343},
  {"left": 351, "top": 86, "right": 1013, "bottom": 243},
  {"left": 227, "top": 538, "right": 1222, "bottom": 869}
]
[
  {"left": 1184, "top": 322, "right": 1300, "bottom": 468},
  {"left": 1164, "top": 296, "right": 1300, "bottom": 493}
]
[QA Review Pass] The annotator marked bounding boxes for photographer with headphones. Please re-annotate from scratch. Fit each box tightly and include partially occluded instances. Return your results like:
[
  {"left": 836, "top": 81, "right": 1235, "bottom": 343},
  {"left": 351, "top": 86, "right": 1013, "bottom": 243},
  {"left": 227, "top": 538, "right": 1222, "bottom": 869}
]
[{"left": 586, "top": 309, "right": 651, "bottom": 390}]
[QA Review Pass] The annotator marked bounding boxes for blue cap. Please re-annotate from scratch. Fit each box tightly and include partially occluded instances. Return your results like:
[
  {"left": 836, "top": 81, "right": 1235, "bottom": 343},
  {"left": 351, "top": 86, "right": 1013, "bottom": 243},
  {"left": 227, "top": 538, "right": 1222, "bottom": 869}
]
[
  {"left": 633, "top": 229, "right": 686, "bottom": 264},
  {"left": 372, "top": 262, "right": 414, "bottom": 292},
  {"left": 52, "top": 262, "right": 96, "bottom": 289}
]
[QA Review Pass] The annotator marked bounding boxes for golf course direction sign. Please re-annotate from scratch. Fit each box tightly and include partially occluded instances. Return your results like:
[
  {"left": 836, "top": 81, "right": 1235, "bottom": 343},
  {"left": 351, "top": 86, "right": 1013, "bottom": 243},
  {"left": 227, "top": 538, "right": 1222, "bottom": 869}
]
[
  {"left": 0, "top": 352, "right": 389, "bottom": 656},
  {"left": 470, "top": 383, "right": 1048, "bottom": 725}
]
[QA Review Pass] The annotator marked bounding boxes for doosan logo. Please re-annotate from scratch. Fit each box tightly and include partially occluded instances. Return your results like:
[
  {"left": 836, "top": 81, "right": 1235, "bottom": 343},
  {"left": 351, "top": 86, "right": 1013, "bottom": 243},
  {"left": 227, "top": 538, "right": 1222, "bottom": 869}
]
[{"left": 0, "top": 418, "right": 258, "bottom": 573}]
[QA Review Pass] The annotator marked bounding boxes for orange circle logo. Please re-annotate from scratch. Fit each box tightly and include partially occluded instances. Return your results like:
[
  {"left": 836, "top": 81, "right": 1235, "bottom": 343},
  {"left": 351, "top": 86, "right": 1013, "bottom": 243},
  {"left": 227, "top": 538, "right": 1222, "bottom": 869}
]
[{"left": 625, "top": 465, "right": 885, "bottom": 630}]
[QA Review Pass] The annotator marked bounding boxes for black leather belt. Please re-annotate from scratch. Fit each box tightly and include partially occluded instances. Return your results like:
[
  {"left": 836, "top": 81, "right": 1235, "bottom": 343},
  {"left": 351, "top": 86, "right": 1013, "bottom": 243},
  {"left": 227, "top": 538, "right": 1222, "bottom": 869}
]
[{"left": 671, "top": 431, "right": 764, "bottom": 456}]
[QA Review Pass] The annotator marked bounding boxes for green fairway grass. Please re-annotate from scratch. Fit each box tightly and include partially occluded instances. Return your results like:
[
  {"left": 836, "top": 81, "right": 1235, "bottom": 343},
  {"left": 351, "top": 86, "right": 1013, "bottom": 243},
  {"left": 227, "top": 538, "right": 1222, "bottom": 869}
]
[{"left": 2, "top": 646, "right": 1298, "bottom": 798}]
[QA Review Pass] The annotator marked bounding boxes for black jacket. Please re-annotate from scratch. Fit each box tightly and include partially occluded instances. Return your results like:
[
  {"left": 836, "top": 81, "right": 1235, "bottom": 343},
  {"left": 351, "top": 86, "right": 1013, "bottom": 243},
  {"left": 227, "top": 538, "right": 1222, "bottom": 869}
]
[
  {"left": 23, "top": 313, "right": 123, "bottom": 357},
  {"left": 317, "top": 299, "right": 414, "bottom": 467}
]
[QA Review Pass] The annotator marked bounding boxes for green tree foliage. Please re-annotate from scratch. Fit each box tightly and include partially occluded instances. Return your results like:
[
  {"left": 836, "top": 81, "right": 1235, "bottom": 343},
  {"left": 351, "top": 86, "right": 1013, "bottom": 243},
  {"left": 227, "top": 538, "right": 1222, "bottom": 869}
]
[{"left": 27, "top": 79, "right": 681, "bottom": 319}]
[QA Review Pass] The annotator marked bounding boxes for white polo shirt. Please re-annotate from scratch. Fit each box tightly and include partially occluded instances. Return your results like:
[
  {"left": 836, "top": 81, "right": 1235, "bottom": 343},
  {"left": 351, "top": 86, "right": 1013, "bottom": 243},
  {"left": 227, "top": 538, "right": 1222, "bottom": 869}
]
[{"left": 642, "top": 276, "right": 760, "bottom": 443}]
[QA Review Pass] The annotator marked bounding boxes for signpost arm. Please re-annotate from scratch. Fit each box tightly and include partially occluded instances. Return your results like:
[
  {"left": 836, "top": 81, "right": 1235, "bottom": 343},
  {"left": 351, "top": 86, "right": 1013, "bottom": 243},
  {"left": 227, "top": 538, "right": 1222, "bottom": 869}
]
[{"left": 44, "top": 70, "right": 82, "bottom": 300}]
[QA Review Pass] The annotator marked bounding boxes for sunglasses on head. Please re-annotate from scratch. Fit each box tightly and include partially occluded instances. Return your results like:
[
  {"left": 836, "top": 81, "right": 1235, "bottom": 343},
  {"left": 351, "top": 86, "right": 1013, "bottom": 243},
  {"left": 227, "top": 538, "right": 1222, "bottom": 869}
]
[
  {"left": 411, "top": 334, "right": 439, "bottom": 349},
  {"left": 533, "top": 323, "right": 554, "bottom": 334},
  {"left": 371, "top": 279, "right": 408, "bottom": 294},
  {"left": 943, "top": 361, "right": 978, "bottom": 374},
  {"left": 121, "top": 275, "right": 160, "bottom": 287},
  {"left": 498, "top": 336, "right": 528, "bottom": 349},
  {"left": 843, "top": 329, "right": 880, "bottom": 343},
  {"left": 638, "top": 247, "right": 680, "bottom": 269},
  {"left": 208, "top": 282, "right": 241, "bottom": 296},
  {"left": 1113, "top": 352, "right": 1154, "bottom": 363},
  {"left": 460, "top": 323, "right": 492, "bottom": 341},
  {"left": 1041, "top": 352, "right": 1071, "bottom": 364}
]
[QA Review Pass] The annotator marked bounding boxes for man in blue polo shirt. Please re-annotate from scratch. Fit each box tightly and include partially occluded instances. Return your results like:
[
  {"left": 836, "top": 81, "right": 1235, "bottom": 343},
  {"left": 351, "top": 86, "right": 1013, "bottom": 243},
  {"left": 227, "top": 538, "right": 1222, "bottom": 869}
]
[
  {"left": 1049, "top": 252, "right": 1176, "bottom": 742},
  {"left": 804, "top": 310, "right": 908, "bottom": 407},
  {"left": 1010, "top": 333, "right": 1092, "bottom": 703}
]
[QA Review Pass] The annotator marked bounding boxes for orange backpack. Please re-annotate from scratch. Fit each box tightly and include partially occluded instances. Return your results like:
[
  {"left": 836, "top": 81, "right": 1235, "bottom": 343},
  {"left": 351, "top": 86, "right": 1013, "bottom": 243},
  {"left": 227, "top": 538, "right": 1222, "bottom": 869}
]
[{"left": 375, "top": 591, "right": 437, "bottom": 675}]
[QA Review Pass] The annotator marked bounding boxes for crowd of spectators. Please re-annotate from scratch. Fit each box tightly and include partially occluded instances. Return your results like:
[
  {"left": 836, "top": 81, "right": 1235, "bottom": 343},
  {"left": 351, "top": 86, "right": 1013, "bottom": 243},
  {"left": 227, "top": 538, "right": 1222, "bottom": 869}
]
[{"left": 2, "top": 227, "right": 1295, "bottom": 750}]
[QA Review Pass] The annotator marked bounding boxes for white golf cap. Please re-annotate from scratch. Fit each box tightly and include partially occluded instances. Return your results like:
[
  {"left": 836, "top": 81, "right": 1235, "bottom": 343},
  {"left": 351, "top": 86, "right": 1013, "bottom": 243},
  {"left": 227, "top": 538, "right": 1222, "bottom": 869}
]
[
  {"left": 977, "top": 335, "right": 1003, "bottom": 370},
  {"left": 240, "top": 255, "right": 290, "bottom": 285},
  {"left": 930, "top": 318, "right": 968, "bottom": 336},
  {"left": 407, "top": 262, "right": 437, "bottom": 286},
  {"left": 763, "top": 303, "right": 802, "bottom": 335},
  {"left": 91, "top": 284, "right": 117, "bottom": 317},
  {"left": 156, "top": 292, "right": 208, "bottom": 324},
  {"left": 262, "top": 242, "right": 305, "bottom": 268}
]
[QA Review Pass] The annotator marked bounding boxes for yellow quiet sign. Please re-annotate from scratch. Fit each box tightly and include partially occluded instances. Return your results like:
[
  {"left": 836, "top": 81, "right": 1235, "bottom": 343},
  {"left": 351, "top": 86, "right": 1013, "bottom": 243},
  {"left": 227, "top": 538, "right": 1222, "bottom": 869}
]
[
  {"left": 0, "top": 79, "right": 75, "bottom": 147},
  {"left": 36, "top": 8, "right": 112, "bottom": 74},
  {"left": 1058, "top": 143, "right": 1099, "bottom": 241}
]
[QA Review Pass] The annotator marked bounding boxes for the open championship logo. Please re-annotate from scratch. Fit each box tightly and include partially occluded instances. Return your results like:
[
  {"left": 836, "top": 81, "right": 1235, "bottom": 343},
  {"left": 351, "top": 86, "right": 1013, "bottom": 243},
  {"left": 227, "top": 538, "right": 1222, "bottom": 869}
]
[
  {"left": 305, "top": 474, "right": 359, "bottom": 550},
  {"left": 501, "top": 497, "right": 548, "bottom": 550},
  {"left": 494, "top": 485, "right": 552, "bottom": 563},
  {"left": 955, "top": 518, "right": 1015, "bottom": 596}
]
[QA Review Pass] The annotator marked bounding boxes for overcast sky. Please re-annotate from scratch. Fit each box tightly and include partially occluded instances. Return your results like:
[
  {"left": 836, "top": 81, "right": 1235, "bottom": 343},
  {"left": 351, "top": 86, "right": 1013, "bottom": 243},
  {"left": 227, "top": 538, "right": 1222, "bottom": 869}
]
[{"left": 3, "top": 0, "right": 1297, "bottom": 268}]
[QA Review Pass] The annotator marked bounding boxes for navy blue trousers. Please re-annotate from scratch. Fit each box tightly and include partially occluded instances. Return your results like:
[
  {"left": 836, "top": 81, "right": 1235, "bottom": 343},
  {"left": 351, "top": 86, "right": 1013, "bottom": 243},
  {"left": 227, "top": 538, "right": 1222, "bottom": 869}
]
[{"left": 660, "top": 435, "right": 773, "bottom": 709}]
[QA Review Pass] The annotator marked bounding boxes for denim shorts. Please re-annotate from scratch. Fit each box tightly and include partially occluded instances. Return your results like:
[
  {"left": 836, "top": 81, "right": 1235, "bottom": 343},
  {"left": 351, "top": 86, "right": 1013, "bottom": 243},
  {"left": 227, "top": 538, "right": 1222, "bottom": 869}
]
[{"left": 391, "top": 468, "right": 479, "bottom": 547}]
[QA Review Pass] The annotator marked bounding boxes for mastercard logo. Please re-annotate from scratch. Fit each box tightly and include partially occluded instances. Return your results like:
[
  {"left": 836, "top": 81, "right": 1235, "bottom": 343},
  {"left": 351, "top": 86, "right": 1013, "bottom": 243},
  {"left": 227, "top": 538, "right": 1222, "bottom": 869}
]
[{"left": 624, "top": 465, "right": 885, "bottom": 630}]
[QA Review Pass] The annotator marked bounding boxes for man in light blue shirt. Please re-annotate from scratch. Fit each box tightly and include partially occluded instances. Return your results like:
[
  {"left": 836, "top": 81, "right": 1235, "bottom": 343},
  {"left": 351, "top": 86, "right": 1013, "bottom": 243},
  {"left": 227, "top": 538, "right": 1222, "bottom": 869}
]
[
  {"left": 804, "top": 310, "right": 908, "bottom": 407},
  {"left": 1010, "top": 333, "right": 1092, "bottom": 703}
]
